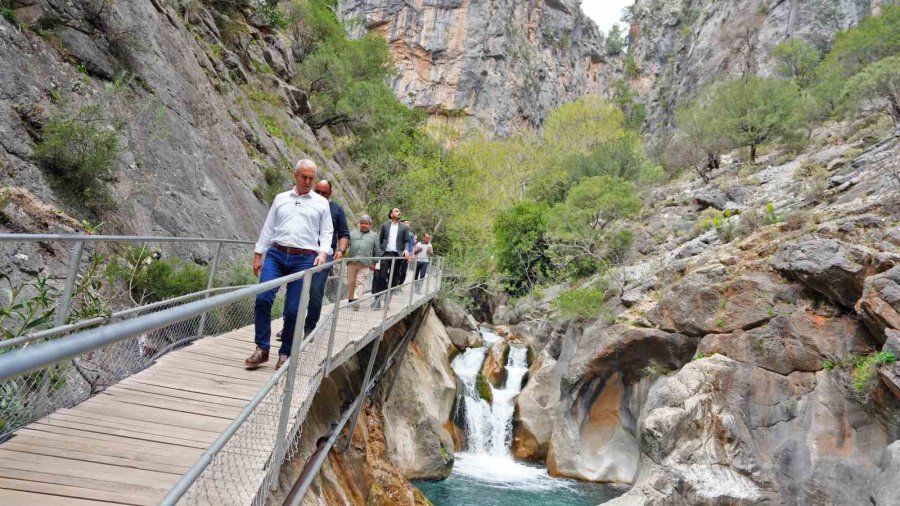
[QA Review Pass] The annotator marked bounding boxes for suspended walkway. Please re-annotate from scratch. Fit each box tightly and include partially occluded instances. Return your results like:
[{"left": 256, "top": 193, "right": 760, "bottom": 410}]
[{"left": 0, "top": 234, "right": 443, "bottom": 505}]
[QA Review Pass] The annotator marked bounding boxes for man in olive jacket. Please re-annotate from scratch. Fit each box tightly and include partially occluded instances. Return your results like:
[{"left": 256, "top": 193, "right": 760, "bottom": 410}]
[{"left": 347, "top": 215, "right": 378, "bottom": 309}]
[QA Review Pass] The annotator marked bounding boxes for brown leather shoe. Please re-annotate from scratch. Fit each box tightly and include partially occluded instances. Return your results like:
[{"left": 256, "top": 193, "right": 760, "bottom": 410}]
[
  {"left": 245, "top": 347, "right": 269, "bottom": 369},
  {"left": 275, "top": 354, "right": 288, "bottom": 371}
]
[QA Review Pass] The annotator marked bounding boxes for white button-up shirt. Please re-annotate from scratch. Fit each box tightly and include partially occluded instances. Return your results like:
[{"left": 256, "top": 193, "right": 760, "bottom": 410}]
[
  {"left": 254, "top": 189, "right": 333, "bottom": 255},
  {"left": 386, "top": 222, "right": 399, "bottom": 252}
]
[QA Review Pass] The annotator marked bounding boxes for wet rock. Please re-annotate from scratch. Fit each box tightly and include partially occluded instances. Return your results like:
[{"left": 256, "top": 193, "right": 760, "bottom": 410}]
[
  {"left": 771, "top": 239, "right": 888, "bottom": 309},
  {"left": 380, "top": 309, "right": 456, "bottom": 480},
  {"left": 512, "top": 351, "right": 560, "bottom": 462},
  {"left": 856, "top": 266, "right": 900, "bottom": 342},
  {"left": 481, "top": 339, "right": 509, "bottom": 388},
  {"left": 445, "top": 327, "right": 482, "bottom": 351}
]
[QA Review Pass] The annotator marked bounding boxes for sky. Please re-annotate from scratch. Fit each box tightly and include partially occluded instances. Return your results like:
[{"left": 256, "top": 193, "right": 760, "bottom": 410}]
[{"left": 581, "top": 0, "right": 634, "bottom": 34}]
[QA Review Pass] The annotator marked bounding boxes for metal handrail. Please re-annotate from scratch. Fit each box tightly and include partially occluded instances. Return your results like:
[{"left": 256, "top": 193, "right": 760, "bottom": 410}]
[{"left": 0, "top": 233, "right": 255, "bottom": 244}]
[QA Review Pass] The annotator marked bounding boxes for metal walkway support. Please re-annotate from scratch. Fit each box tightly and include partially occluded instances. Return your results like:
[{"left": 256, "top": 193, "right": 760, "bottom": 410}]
[{"left": 0, "top": 233, "right": 444, "bottom": 506}]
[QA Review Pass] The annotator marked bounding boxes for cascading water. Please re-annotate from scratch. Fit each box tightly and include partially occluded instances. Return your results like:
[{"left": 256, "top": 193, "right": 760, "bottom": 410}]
[{"left": 416, "top": 329, "right": 623, "bottom": 505}]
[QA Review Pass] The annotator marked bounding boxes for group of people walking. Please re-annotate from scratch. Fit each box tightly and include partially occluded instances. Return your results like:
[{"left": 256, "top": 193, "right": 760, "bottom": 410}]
[{"left": 244, "top": 159, "right": 434, "bottom": 371}]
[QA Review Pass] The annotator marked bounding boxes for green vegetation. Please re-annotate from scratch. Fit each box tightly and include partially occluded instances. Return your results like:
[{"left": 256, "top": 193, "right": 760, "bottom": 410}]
[
  {"left": 840, "top": 54, "right": 900, "bottom": 126},
  {"left": 475, "top": 370, "right": 493, "bottom": 404},
  {"left": 772, "top": 38, "right": 822, "bottom": 89},
  {"left": 851, "top": 351, "right": 896, "bottom": 392},
  {"left": 253, "top": 165, "right": 291, "bottom": 204},
  {"left": 493, "top": 202, "right": 550, "bottom": 296},
  {"left": 552, "top": 279, "right": 613, "bottom": 320},
  {"left": 33, "top": 104, "right": 121, "bottom": 214},
  {"left": 606, "top": 24, "right": 625, "bottom": 56}
]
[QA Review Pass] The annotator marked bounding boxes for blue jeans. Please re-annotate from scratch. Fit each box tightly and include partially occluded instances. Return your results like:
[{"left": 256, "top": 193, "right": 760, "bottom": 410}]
[
  {"left": 254, "top": 249, "right": 316, "bottom": 356},
  {"left": 304, "top": 254, "right": 333, "bottom": 334}
]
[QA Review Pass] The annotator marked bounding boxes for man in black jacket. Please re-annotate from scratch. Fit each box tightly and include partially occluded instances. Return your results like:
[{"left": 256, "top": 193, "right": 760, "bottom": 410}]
[
  {"left": 304, "top": 180, "right": 350, "bottom": 333},
  {"left": 372, "top": 207, "right": 410, "bottom": 309}
]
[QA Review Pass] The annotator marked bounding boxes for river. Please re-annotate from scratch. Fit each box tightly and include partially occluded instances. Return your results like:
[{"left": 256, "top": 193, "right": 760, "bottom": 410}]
[{"left": 415, "top": 330, "right": 623, "bottom": 505}]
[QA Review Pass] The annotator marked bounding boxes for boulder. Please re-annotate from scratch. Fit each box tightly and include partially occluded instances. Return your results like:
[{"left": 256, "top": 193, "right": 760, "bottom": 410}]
[
  {"left": 547, "top": 325, "right": 697, "bottom": 484},
  {"left": 445, "top": 327, "right": 482, "bottom": 351},
  {"left": 646, "top": 273, "right": 789, "bottom": 337},
  {"left": 878, "top": 330, "right": 900, "bottom": 399},
  {"left": 856, "top": 266, "right": 900, "bottom": 342},
  {"left": 698, "top": 310, "right": 863, "bottom": 375},
  {"left": 434, "top": 298, "right": 470, "bottom": 329},
  {"left": 480, "top": 339, "right": 509, "bottom": 388},
  {"left": 379, "top": 309, "right": 457, "bottom": 479},
  {"left": 512, "top": 352, "right": 560, "bottom": 462},
  {"left": 771, "top": 239, "right": 888, "bottom": 309},
  {"left": 606, "top": 355, "right": 892, "bottom": 505}
]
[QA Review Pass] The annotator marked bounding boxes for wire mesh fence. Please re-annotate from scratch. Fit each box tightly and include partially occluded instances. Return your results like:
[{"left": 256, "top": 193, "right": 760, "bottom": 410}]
[{"left": 0, "top": 233, "right": 443, "bottom": 505}]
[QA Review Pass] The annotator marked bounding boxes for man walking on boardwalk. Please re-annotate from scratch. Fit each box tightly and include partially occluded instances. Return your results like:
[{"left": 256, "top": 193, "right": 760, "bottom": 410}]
[
  {"left": 413, "top": 233, "right": 434, "bottom": 292},
  {"left": 397, "top": 219, "right": 415, "bottom": 287},
  {"left": 371, "top": 208, "right": 410, "bottom": 310},
  {"left": 304, "top": 180, "right": 350, "bottom": 335},
  {"left": 245, "top": 159, "right": 333, "bottom": 371},
  {"left": 346, "top": 215, "right": 378, "bottom": 309}
]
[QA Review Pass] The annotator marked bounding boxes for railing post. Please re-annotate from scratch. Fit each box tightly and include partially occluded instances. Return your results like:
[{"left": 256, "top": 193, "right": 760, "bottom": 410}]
[
  {"left": 338, "top": 332, "right": 382, "bottom": 452},
  {"left": 196, "top": 241, "right": 222, "bottom": 338},
  {"left": 269, "top": 268, "right": 314, "bottom": 491},
  {"left": 54, "top": 240, "right": 85, "bottom": 327},
  {"left": 425, "top": 258, "right": 432, "bottom": 296},
  {"left": 385, "top": 257, "right": 397, "bottom": 307},
  {"left": 408, "top": 262, "right": 416, "bottom": 307},
  {"left": 323, "top": 259, "right": 345, "bottom": 377}
]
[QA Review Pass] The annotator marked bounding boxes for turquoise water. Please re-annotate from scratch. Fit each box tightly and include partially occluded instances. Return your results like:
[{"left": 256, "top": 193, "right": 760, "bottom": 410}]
[{"left": 414, "top": 454, "right": 625, "bottom": 506}]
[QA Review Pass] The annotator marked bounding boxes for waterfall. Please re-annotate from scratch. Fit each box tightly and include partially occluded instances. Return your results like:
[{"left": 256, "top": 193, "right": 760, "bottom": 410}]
[{"left": 451, "top": 331, "right": 528, "bottom": 458}]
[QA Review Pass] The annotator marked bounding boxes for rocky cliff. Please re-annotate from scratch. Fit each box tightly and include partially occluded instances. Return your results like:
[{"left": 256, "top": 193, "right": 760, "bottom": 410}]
[
  {"left": 339, "top": 0, "right": 619, "bottom": 136},
  {"left": 1, "top": 0, "right": 359, "bottom": 255},
  {"left": 628, "top": 0, "right": 884, "bottom": 137},
  {"left": 494, "top": 126, "right": 900, "bottom": 503}
]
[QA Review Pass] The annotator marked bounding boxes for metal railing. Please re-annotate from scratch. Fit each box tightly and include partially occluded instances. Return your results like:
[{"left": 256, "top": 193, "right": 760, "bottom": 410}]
[{"left": 0, "top": 233, "right": 443, "bottom": 505}]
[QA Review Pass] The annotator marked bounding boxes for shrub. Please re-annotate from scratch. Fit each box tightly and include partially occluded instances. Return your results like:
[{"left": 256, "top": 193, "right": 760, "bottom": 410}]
[
  {"left": 33, "top": 104, "right": 121, "bottom": 214},
  {"left": 606, "top": 24, "right": 625, "bottom": 55},
  {"left": 772, "top": 38, "right": 822, "bottom": 89},
  {"left": 493, "top": 201, "right": 551, "bottom": 296},
  {"left": 553, "top": 278, "right": 613, "bottom": 320},
  {"left": 851, "top": 351, "right": 896, "bottom": 392}
]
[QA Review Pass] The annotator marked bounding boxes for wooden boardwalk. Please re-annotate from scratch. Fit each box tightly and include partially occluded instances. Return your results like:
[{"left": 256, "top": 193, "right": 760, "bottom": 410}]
[{"left": 0, "top": 286, "right": 433, "bottom": 505}]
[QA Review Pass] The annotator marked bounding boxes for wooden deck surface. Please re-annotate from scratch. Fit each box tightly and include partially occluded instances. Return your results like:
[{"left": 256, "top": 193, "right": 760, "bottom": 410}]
[{"left": 0, "top": 285, "right": 432, "bottom": 505}]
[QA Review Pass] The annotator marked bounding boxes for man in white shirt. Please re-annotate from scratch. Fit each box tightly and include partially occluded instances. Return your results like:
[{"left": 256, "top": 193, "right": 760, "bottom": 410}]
[
  {"left": 246, "top": 159, "right": 333, "bottom": 371},
  {"left": 413, "top": 233, "right": 434, "bottom": 292}
]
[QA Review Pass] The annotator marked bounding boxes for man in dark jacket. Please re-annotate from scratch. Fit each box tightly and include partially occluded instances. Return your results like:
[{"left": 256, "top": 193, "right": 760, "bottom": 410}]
[
  {"left": 371, "top": 207, "right": 410, "bottom": 309},
  {"left": 304, "top": 180, "right": 350, "bottom": 334}
]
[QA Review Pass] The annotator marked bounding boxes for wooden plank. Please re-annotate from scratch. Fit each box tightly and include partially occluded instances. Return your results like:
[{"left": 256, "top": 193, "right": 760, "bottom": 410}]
[
  {"left": 47, "top": 411, "right": 221, "bottom": 449},
  {"left": 152, "top": 355, "right": 274, "bottom": 382},
  {"left": 122, "top": 377, "right": 254, "bottom": 402},
  {"left": 13, "top": 427, "right": 202, "bottom": 459},
  {"left": 0, "top": 449, "right": 180, "bottom": 489},
  {"left": 128, "top": 371, "right": 262, "bottom": 400},
  {"left": 0, "top": 487, "right": 110, "bottom": 506},
  {"left": 97, "top": 390, "right": 241, "bottom": 420},
  {"left": 113, "top": 380, "right": 249, "bottom": 408},
  {"left": 106, "top": 383, "right": 248, "bottom": 412},
  {"left": 30, "top": 418, "right": 212, "bottom": 450},
  {"left": 0, "top": 466, "right": 173, "bottom": 501},
  {"left": 1, "top": 441, "right": 191, "bottom": 475},
  {"left": 67, "top": 399, "right": 231, "bottom": 433},
  {"left": 9, "top": 430, "right": 198, "bottom": 466},
  {"left": 140, "top": 367, "right": 266, "bottom": 392},
  {"left": 0, "top": 476, "right": 153, "bottom": 505}
]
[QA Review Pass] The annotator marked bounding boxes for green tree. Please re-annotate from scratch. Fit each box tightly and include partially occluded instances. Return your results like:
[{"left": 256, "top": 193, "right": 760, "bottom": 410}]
[
  {"left": 493, "top": 202, "right": 551, "bottom": 295},
  {"left": 841, "top": 55, "right": 900, "bottom": 127},
  {"left": 545, "top": 176, "right": 640, "bottom": 275},
  {"left": 772, "top": 38, "right": 822, "bottom": 89},
  {"left": 606, "top": 24, "right": 625, "bottom": 56},
  {"left": 563, "top": 131, "right": 645, "bottom": 183},
  {"left": 812, "top": 6, "right": 900, "bottom": 113},
  {"left": 669, "top": 89, "right": 731, "bottom": 182}
]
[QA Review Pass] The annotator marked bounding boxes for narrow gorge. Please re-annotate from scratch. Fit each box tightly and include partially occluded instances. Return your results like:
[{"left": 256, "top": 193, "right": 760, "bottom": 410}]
[{"left": 1, "top": 0, "right": 899, "bottom": 505}]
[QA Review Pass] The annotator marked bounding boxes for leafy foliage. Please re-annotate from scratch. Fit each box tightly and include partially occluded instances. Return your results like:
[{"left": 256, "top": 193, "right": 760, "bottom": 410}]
[
  {"left": 606, "top": 24, "right": 625, "bottom": 56},
  {"left": 492, "top": 202, "right": 550, "bottom": 296},
  {"left": 840, "top": 54, "right": 900, "bottom": 126},
  {"left": 852, "top": 351, "right": 896, "bottom": 392},
  {"left": 772, "top": 38, "right": 822, "bottom": 89},
  {"left": 553, "top": 278, "right": 614, "bottom": 320},
  {"left": 33, "top": 104, "right": 121, "bottom": 214}
]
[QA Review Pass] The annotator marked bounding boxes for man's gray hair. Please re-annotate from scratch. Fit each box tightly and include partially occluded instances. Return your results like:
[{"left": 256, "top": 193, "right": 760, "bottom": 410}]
[
  {"left": 293, "top": 159, "right": 317, "bottom": 176},
  {"left": 359, "top": 214, "right": 372, "bottom": 224}
]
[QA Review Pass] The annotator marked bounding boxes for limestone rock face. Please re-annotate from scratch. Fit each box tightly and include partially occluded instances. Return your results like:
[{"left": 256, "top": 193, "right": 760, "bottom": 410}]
[
  {"left": 771, "top": 239, "right": 892, "bottom": 309},
  {"left": 339, "top": 0, "right": 619, "bottom": 136},
  {"left": 445, "top": 327, "right": 482, "bottom": 351},
  {"left": 857, "top": 266, "right": 900, "bottom": 341},
  {"left": 379, "top": 308, "right": 457, "bottom": 480},
  {"left": 547, "top": 324, "right": 697, "bottom": 484},
  {"left": 607, "top": 355, "right": 893, "bottom": 505},
  {"left": 512, "top": 351, "right": 560, "bottom": 462},
  {"left": 629, "top": 0, "right": 877, "bottom": 136},
  {"left": 646, "top": 272, "right": 791, "bottom": 336}
]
